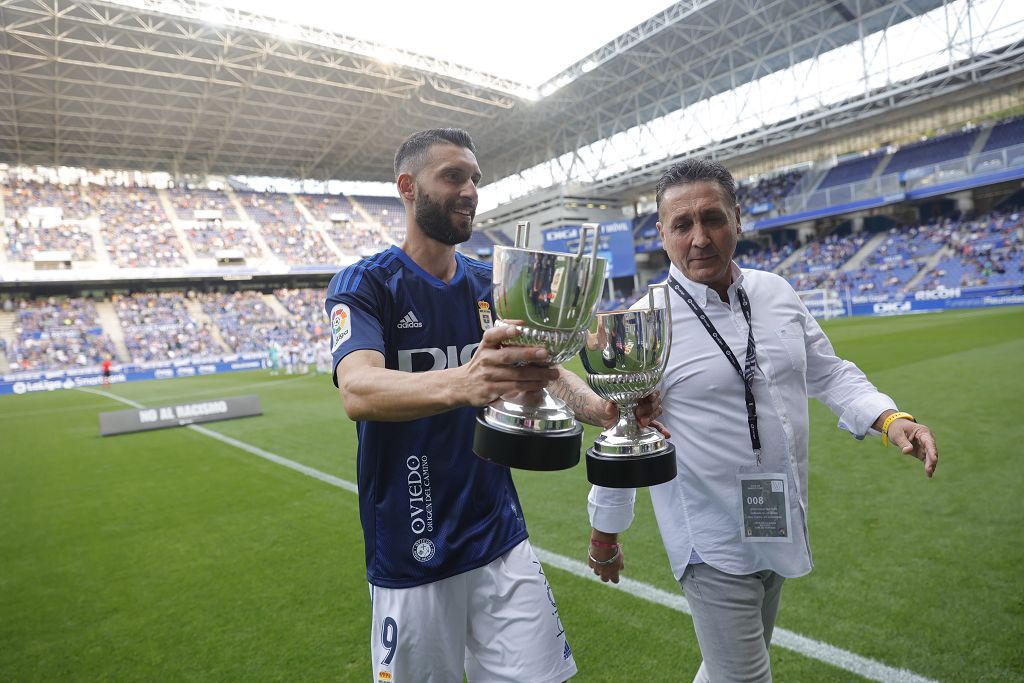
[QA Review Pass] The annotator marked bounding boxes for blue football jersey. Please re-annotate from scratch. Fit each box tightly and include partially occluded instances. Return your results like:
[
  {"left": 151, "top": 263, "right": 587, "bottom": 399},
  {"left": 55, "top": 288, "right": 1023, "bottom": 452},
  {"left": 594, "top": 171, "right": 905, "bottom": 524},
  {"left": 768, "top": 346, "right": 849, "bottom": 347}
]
[{"left": 325, "top": 246, "right": 528, "bottom": 588}]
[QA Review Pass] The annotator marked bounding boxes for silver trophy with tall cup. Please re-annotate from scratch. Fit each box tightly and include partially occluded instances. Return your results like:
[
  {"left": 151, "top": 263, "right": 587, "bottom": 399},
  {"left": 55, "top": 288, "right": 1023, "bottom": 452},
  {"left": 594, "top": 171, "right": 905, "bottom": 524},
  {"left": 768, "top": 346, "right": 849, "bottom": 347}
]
[
  {"left": 473, "top": 222, "right": 607, "bottom": 470},
  {"left": 579, "top": 282, "right": 676, "bottom": 487}
]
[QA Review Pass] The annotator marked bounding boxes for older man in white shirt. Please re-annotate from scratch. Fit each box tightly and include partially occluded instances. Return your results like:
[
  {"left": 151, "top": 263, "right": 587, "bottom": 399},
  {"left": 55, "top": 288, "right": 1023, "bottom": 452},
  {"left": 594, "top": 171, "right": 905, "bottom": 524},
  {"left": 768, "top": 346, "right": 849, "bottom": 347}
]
[{"left": 555, "top": 158, "right": 938, "bottom": 683}]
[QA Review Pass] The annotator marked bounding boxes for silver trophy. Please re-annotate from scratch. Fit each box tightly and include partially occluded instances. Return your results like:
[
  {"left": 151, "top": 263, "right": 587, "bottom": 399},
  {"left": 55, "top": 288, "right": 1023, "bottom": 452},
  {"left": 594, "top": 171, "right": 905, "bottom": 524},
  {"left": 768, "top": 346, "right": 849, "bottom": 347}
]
[
  {"left": 579, "top": 283, "right": 676, "bottom": 487},
  {"left": 473, "top": 221, "right": 607, "bottom": 470}
]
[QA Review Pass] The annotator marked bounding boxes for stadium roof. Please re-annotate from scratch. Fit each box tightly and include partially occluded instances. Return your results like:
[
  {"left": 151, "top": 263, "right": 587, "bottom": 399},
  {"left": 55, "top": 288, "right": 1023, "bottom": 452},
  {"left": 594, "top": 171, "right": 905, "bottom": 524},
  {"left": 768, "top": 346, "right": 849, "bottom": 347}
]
[{"left": 1, "top": 0, "right": 1020, "bottom": 192}]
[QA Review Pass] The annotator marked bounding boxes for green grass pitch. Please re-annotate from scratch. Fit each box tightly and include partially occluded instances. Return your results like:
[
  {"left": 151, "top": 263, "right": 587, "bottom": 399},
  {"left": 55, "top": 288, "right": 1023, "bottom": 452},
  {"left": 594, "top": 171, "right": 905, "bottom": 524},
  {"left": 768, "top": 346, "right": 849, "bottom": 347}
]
[{"left": 2, "top": 306, "right": 1022, "bottom": 681}]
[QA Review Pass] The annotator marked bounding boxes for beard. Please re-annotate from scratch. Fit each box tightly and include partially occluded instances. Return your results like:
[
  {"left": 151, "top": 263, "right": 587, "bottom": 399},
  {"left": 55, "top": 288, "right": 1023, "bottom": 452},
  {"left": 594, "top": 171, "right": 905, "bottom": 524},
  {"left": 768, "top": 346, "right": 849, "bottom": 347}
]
[{"left": 415, "top": 190, "right": 473, "bottom": 246}]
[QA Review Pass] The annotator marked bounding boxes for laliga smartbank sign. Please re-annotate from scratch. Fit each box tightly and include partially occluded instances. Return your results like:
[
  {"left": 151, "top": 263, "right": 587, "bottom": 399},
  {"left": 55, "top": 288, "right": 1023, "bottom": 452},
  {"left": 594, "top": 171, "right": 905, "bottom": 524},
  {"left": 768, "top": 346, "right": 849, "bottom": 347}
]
[{"left": 99, "top": 394, "right": 262, "bottom": 436}]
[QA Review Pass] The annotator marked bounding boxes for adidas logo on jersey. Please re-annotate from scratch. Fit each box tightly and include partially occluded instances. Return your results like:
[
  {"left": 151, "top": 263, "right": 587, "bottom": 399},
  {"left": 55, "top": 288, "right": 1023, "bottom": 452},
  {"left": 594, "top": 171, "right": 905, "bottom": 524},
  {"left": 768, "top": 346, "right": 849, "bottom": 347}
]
[{"left": 397, "top": 311, "right": 424, "bottom": 329}]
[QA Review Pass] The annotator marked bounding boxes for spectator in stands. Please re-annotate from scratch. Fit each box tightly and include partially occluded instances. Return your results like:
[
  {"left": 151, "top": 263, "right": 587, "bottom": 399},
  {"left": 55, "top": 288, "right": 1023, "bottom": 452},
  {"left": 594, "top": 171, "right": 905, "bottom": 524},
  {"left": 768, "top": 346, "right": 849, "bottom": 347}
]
[{"left": 569, "top": 157, "right": 938, "bottom": 683}]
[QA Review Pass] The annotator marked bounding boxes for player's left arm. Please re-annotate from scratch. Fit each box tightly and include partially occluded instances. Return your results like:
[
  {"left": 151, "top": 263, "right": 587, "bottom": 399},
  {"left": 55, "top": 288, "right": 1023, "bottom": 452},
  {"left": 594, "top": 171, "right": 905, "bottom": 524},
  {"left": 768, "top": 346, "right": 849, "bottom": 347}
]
[
  {"left": 551, "top": 368, "right": 668, "bottom": 435},
  {"left": 872, "top": 409, "right": 939, "bottom": 478}
]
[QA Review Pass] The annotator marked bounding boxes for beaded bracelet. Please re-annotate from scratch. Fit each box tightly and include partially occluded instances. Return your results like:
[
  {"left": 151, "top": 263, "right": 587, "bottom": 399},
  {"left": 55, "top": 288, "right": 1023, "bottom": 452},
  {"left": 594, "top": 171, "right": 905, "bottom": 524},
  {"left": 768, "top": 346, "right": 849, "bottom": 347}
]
[{"left": 589, "top": 539, "right": 619, "bottom": 549}]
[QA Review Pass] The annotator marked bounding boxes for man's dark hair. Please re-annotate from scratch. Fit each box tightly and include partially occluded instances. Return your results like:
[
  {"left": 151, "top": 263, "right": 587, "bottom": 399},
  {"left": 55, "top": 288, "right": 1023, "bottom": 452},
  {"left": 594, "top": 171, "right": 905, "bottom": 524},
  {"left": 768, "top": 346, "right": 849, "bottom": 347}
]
[
  {"left": 394, "top": 128, "right": 476, "bottom": 179},
  {"left": 655, "top": 157, "right": 737, "bottom": 210}
]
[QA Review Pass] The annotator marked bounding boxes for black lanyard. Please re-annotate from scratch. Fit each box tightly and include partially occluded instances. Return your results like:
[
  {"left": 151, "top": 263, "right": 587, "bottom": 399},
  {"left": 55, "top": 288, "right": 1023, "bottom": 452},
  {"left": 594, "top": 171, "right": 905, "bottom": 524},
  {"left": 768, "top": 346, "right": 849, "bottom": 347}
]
[{"left": 668, "top": 276, "right": 762, "bottom": 464}]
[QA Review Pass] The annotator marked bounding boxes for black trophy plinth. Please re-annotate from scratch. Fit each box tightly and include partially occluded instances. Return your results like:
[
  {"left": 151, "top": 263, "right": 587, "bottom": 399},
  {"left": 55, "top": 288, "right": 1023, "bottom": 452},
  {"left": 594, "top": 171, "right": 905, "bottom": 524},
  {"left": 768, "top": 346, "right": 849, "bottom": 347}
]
[
  {"left": 585, "top": 444, "right": 677, "bottom": 488},
  {"left": 473, "top": 414, "right": 582, "bottom": 471}
]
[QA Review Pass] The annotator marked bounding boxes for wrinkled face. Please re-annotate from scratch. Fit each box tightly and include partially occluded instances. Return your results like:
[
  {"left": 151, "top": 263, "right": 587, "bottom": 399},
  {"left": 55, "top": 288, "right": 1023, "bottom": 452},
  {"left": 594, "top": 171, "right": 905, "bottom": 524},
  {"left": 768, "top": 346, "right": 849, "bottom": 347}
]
[
  {"left": 410, "top": 143, "right": 481, "bottom": 246},
  {"left": 656, "top": 181, "right": 742, "bottom": 293}
]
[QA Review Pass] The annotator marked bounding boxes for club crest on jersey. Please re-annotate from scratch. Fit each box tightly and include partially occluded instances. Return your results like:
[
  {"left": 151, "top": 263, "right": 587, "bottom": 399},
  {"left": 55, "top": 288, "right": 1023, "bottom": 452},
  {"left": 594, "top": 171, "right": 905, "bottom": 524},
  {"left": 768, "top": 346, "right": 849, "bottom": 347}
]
[
  {"left": 412, "top": 538, "right": 435, "bottom": 563},
  {"left": 477, "top": 301, "right": 493, "bottom": 330},
  {"left": 330, "top": 304, "right": 351, "bottom": 352}
]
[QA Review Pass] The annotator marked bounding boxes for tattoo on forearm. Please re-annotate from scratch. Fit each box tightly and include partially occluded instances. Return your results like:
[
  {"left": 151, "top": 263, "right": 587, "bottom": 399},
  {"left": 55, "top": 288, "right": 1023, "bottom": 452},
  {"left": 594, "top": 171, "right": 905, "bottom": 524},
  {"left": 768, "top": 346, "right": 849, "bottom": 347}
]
[{"left": 553, "top": 377, "right": 600, "bottom": 425}]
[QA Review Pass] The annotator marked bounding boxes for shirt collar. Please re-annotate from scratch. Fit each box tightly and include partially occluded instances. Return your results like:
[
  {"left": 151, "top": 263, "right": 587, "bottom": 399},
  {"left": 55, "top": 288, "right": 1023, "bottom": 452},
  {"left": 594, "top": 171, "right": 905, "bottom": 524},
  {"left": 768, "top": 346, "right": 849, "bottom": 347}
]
[{"left": 667, "top": 262, "right": 744, "bottom": 307}]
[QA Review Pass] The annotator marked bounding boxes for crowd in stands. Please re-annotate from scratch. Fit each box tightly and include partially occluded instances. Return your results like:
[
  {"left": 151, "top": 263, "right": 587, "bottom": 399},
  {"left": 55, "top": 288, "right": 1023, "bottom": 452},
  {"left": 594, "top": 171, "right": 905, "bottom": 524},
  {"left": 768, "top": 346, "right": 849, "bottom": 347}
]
[
  {"left": 200, "top": 291, "right": 294, "bottom": 354},
  {"left": 186, "top": 220, "right": 263, "bottom": 258},
  {"left": 735, "top": 243, "right": 796, "bottom": 272},
  {"left": 112, "top": 292, "right": 217, "bottom": 362},
  {"left": 91, "top": 186, "right": 188, "bottom": 268},
  {"left": 7, "top": 297, "right": 116, "bottom": 372},
  {"left": 325, "top": 223, "right": 390, "bottom": 254},
  {"left": 2, "top": 179, "right": 93, "bottom": 220},
  {"left": 101, "top": 221, "right": 187, "bottom": 268},
  {"left": 924, "top": 209, "right": 1024, "bottom": 289},
  {"left": 779, "top": 233, "right": 867, "bottom": 291},
  {"left": 274, "top": 287, "right": 325, "bottom": 340},
  {"left": 736, "top": 169, "right": 803, "bottom": 212},
  {"left": 355, "top": 196, "right": 405, "bottom": 240},
  {"left": 296, "top": 194, "right": 354, "bottom": 222},
  {"left": 168, "top": 188, "right": 238, "bottom": 220},
  {"left": 4, "top": 223, "right": 96, "bottom": 261},
  {"left": 832, "top": 225, "right": 944, "bottom": 296},
  {"left": 259, "top": 223, "right": 337, "bottom": 264},
  {"left": 239, "top": 191, "right": 307, "bottom": 225}
]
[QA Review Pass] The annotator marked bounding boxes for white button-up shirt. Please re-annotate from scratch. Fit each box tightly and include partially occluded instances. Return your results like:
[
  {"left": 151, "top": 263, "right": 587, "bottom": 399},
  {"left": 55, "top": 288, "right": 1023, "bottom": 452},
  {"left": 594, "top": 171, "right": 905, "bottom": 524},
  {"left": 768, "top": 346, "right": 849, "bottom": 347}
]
[{"left": 589, "top": 263, "right": 896, "bottom": 579}]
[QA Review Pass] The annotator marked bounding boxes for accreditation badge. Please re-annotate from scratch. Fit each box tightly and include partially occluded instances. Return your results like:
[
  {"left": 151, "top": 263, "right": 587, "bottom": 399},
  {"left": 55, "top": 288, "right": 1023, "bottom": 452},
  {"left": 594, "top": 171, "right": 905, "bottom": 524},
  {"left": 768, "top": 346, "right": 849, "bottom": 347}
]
[
  {"left": 478, "top": 300, "right": 493, "bottom": 330},
  {"left": 736, "top": 472, "right": 792, "bottom": 543}
]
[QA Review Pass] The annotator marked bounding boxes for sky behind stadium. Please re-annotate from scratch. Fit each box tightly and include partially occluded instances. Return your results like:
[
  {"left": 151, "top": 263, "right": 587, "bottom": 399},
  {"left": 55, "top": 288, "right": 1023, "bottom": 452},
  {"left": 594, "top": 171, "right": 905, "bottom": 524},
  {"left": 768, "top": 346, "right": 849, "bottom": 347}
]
[{"left": 216, "top": 0, "right": 677, "bottom": 86}]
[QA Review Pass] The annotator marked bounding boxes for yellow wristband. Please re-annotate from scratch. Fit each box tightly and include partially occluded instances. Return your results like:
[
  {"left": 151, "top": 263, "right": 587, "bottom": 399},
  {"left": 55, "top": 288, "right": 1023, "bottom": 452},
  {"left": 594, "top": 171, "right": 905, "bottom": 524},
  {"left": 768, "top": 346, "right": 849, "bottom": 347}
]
[{"left": 880, "top": 411, "right": 915, "bottom": 447}]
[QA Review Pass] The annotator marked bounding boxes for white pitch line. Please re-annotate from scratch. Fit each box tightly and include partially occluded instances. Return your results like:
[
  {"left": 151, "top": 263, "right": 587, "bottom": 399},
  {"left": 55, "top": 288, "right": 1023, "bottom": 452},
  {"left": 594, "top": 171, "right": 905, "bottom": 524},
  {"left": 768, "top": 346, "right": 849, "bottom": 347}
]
[{"left": 80, "top": 387, "right": 938, "bottom": 683}]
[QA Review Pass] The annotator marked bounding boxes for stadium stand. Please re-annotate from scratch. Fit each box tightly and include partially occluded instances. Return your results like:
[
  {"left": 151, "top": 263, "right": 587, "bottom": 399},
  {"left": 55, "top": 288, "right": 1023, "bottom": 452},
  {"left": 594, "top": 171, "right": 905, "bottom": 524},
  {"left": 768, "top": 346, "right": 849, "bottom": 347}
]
[
  {"left": 200, "top": 290, "right": 307, "bottom": 354},
  {"left": 779, "top": 233, "right": 868, "bottom": 291},
  {"left": 8, "top": 297, "right": 116, "bottom": 372},
  {"left": 832, "top": 225, "right": 946, "bottom": 297},
  {"left": 295, "top": 193, "right": 354, "bottom": 222},
  {"left": 4, "top": 222, "right": 96, "bottom": 262},
  {"left": 980, "top": 116, "right": 1024, "bottom": 153},
  {"left": 258, "top": 222, "right": 336, "bottom": 264},
  {"left": 238, "top": 191, "right": 307, "bottom": 226},
  {"left": 353, "top": 196, "right": 405, "bottom": 240},
  {"left": 93, "top": 186, "right": 187, "bottom": 268},
  {"left": 926, "top": 209, "right": 1024, "bottom": 288},
  {"left": 112, "top": 292, "right": 218, "bottom": 362},
  {"left": 735, "top": 243, "right": 797, "bottom": 272},
  {"left": 2, "top": 179, "right": 93, "bottom": 220},
  {"left": 736, "top": 169, "right": 804, "bottom": 213},
  {"left": 168, "top": 187, "right": 238, "bottom": 221},
  {"left": 185, "top": 220, "right": 263, "bottom": 259},
  {"left": 817, "top": 152, "right": 886, "bottom": 190},
  {"left": 274, "top": 287, "right": 326, "bottom": 340},
  {"left": 884, "top": 129, "right": 979, "bottom": 178}
]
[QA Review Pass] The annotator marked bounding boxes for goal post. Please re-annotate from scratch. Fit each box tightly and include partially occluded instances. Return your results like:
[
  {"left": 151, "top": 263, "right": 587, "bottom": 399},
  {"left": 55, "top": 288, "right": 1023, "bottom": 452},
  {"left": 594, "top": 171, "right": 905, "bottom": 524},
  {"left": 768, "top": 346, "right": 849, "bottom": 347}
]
[{"left": 797, "top": 287, "right": 849, "bottom": 319}]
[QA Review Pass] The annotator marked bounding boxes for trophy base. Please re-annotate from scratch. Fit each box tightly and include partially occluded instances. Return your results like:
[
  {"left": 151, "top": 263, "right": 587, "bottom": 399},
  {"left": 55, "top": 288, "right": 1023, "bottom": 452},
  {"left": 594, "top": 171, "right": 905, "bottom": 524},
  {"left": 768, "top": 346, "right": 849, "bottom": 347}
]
[
  {"left": 586, "top": 444, "right": 677, "bottom": 488},
  {"left": 473, "top": 414, "right": 582, "bottom": 471}
]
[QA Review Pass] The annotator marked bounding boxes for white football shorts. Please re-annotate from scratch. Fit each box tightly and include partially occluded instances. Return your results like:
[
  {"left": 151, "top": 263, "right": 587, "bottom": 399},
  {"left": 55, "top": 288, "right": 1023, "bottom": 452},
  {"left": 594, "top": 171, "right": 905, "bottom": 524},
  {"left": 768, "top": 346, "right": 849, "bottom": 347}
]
[{"left": 368, "top": 538, "right": 576, "bottom": 683}]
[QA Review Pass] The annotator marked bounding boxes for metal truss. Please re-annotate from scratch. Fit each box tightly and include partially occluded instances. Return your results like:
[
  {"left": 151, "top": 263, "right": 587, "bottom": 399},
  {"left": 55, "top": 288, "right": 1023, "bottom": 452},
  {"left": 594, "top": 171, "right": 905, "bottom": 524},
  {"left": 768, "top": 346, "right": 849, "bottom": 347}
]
[
  {"left": 0, "top": 0, "right": 1016, "bottom": 194},
  {"left": 583, "top": 39, "right": 1024, "bottom": 200}
]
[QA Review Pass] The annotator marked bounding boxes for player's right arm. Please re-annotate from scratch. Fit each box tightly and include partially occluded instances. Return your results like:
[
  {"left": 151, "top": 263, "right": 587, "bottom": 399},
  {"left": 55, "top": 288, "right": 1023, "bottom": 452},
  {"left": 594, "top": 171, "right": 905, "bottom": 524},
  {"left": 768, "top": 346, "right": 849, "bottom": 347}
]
[{"left": 337, "top": 324, "right": 559, "bottom": 422}]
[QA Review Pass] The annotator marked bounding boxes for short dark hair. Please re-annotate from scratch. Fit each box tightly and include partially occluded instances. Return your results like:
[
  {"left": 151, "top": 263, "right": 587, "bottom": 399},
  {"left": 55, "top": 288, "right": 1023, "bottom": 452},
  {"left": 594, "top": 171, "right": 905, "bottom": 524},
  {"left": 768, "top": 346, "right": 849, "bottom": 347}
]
[
  {"left": 394, "top": 128, "right": 476, "bottom": 179},
  {"left": 655, "top": 157, "right": 737, "bottom": 211}
]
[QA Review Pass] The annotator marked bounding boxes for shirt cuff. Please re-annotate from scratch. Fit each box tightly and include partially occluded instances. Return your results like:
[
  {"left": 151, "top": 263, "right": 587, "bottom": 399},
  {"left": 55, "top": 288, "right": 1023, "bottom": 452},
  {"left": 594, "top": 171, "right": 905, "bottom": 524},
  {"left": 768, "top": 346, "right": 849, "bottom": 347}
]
[
  {"left": 837, "top": 392, "right": 898, "bottom": 439},
  {"left": 587, "top": 486, "right": 636, "bottom": 533}
]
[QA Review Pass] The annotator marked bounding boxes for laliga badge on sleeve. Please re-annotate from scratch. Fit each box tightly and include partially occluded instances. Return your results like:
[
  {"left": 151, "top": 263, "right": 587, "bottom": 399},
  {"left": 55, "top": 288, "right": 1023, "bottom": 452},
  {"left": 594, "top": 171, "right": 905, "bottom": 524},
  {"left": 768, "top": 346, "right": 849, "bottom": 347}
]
[
  {"left": 330, "top": 303, "right": 351, "bottom": 352},
  {"left": 478, "top": 300, "right": 493, "bottom": 330},
  {"left": 737, "top": 473, "right": 792, "bottom": 543}
]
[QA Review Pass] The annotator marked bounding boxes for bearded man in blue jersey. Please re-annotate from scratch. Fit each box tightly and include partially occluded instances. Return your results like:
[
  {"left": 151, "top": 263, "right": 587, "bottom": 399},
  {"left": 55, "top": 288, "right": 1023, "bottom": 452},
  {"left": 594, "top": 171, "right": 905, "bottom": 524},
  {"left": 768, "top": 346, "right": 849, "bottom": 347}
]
[{"left": 325, "top": 128, "right": 577, "bottom": 683}]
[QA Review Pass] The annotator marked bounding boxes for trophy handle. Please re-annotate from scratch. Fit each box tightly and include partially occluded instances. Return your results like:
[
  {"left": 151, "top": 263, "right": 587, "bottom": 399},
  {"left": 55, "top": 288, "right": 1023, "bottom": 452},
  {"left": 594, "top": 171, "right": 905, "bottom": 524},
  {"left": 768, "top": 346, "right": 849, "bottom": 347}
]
[
  {"left": 514, "top": 221, "right": 530, "bottom": 248},
  {"left": 649, "top": 282, "right": 670, "bottom": 318},
  {"left": 577, "top": 223, "right": 601, "bottom": 260}
]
